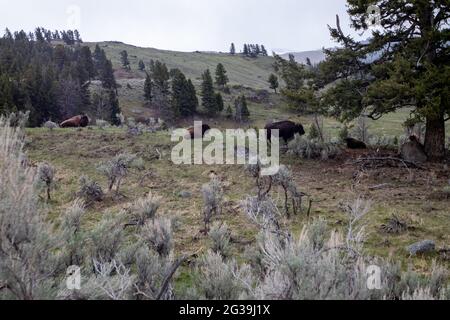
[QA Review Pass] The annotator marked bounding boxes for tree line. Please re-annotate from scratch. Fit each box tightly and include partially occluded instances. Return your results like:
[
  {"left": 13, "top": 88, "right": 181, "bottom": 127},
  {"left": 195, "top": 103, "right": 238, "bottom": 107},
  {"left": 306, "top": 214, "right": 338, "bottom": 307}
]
[
  {"left": 229, "top": 43, "right": 268, "bottom": 57},
  {"left": 0, "top": 28, "right": 121, "bottom": 126}
]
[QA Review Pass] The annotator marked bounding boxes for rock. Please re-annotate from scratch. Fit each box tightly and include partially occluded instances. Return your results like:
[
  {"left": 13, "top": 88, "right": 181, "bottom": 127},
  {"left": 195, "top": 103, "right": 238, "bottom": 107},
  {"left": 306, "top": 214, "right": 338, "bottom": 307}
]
[
  {"left": 406, "top": 240, "right": 436, "bottom": 256},
  {"left": 400, "top": 137, "right": 427, "bottom": 163},
  {"left": 178, "top": 191, "right": 192, "bottom": 199}
]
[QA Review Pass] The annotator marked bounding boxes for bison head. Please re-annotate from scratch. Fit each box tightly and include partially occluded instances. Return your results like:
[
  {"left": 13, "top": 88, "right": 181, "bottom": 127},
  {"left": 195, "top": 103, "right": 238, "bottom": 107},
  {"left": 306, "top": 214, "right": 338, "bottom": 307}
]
[{"left": 294, "top": 124, "right": 305, "bottom": 136}]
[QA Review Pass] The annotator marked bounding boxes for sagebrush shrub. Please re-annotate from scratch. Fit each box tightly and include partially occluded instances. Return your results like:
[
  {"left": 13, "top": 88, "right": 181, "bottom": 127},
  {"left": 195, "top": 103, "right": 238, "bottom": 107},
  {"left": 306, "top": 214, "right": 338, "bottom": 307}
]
[
  {"left": 209, "top": 222, "right": 232, "bottom": 259},
  {"left": 129, "top": 193, "right": 160, "bottom": 226},
  {"left": 202, "top": 178, "right": 224, "bottom": 231},
  {"left": 288, "top": 135, "right": 341, "bottom": 160},
  {"left": 37, "top": 162, "right": 56, "bottom": 201},
  {"left": 77, "top": 175, "right": 104, "bottom": 203}
]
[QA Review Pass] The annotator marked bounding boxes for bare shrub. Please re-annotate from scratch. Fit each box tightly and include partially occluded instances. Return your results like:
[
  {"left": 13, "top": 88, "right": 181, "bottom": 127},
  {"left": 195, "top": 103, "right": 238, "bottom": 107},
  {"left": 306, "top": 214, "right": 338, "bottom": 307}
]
[
  {"left": 209, "top": 222, "right": 232, "bottom": 259},
  {"left": 97, "top": 153, "right": 144, "bottom": 195},
  {"left": 272, "top": 165, "right": 304, "bottom": 217},
  {"left": 202, "top": 178, "right": 224, "bottom": 232},
  {"left": 77, "top": 175, "right": 104, "bottom": 204},
  {"left": 37, "top": 162, "right": 56, "bottom": 201}
]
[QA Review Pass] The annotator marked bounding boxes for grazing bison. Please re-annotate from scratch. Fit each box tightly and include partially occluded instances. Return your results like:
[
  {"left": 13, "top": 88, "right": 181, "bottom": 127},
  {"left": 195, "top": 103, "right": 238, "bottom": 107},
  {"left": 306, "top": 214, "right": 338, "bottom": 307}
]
[
  {"left": 265, "top": 121, "right": 305, "bottom": 143},
  {"left": 345, "top": 138, "right": 367, "bottom": 149},
  {"left": 60, "top": 115, "right": 89, "bottom": 128},
  {"left": 187, "top": 124, "right": 211, "bottom": 139}
]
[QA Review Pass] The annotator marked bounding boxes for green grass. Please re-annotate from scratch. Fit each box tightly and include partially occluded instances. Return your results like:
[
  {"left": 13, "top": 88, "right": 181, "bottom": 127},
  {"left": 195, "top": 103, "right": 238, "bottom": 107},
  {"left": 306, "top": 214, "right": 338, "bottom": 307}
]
[{"left": 25, "top": 126, "right": 450, "bottom": 277}]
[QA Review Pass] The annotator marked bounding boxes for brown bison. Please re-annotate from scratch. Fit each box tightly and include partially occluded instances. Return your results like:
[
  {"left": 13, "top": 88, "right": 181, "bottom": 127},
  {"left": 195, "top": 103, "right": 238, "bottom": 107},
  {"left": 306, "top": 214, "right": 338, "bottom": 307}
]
[
  {"left": 187, "top": 124, "right": 211, "bottom": 139},
  {"left": 265, "top": 121, "right": 305, "bottom": 143},
  {"left": 345, "top": 138, "right": 367, "bottom": 149},
  {"left": 60, "top": 115, "right": 89, "bottom": 128}
]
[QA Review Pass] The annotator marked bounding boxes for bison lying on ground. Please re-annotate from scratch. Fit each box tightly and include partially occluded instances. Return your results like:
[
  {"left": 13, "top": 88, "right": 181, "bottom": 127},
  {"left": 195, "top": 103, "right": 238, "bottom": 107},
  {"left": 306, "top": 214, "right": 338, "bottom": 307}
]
[
  {"left": 187, "top": 124, "right": 211, "bottom": 139},
  {"left": 345, "top": 138, "right": 367, "bottom": 149},
  {"left": 60, "top": 115, "right": 89, "bottom": 128},
  {"left": 265, "top": 121, "right": 305, "bottom": 143}
]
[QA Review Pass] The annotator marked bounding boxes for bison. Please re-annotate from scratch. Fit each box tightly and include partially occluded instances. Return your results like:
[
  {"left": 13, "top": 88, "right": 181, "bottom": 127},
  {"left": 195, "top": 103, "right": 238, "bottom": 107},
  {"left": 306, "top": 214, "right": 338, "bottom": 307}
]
[
  {"left": 60, "top": 115, "right": 89, "bottom": 128},
  {"left": 265, "top": 121, "right": 305, "bottom": 143},
  {"left": 344, "top": 138, "right": 367, "bottom": 149},
  {"left": 187, "top": 124, "right": 211, "bottom": 139}
]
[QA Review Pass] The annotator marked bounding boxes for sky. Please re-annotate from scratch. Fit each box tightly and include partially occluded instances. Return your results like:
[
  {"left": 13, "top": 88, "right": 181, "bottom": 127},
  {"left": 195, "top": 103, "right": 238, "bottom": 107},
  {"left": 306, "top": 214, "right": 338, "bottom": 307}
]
[{"left": 0, "top": 0, "right": 362, "bottom": 53}]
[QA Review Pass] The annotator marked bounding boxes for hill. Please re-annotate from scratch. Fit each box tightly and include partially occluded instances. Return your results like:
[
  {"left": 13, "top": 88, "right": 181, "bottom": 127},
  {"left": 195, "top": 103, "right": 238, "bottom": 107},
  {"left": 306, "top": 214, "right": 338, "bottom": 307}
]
[
  {"left": 280, "top": 49, "right": 326, "bottom": 65},
  {"left": 86, "top": 42, "right": 276, "bottom": 90}
]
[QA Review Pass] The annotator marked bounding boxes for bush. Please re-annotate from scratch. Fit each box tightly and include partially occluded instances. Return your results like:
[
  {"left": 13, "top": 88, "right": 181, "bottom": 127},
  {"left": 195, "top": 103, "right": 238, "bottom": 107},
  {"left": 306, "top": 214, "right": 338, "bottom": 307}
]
[
  {"left": 43, "top": 120, "right": 58, "bottom": 131},
  {"left": 37, "top": 162, "right": 55, "bottom": 201},
  {"left": 141, "top": 217, "right": 173, "bottom": 257},
  {"left": 96, "top": 119, "right": 110, "bottom": 130},
  {"left": 288, "top": 135, "right": 341, "bottom": 160},
  {"left": 209, "top": 222, "right": 232, "bottom": 259},
  {"left": 128, "top": 193, "right": 161, "bottom": 227},
  {"left": 0, "top": 114, "right": 59, "bottom": 300},
  {"left": 77, "top": 175, "right": 104, "bottom": 203},
  {"left": 202, "top": 178, "right": 224, "bottom": 232},
  {"left": 97, "top": 153, "right": 144, "bottom": 195},
  {"left": 272, "top": 165, "right": 304, "bottom": 217}
]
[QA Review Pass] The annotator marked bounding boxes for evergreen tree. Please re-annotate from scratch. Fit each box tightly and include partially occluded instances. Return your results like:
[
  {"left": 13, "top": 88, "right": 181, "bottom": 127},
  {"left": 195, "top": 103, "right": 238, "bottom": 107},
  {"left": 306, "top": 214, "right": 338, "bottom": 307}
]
[
  {"left": 243, "top": 44, "right": 249, "bottom": 56},
  {"left": 235, "top": 95, "right": 250, "bottom": 122},
  {"left": 261, "top": 45, "right": 268, "bottom": 56},
  {"left": 215, "top": 63, "right": 229, "bottom": 89},
  {"left": 144, "top": 73, "right": 153, "bottom": 103},
  {"left": 324, "top": 1, "right": 449, "bottom": 160},
  {"left": 226, "top": 105, "right": 233, "bottom": 119},
  {"left": 138, "top": 60, "right": 146, "bottom": 71},
  {"left": 230, "top": 43, "right": 236, "bottom": 55},
  {"left": 108, "top": 89, "right": 121, "bottom": 126},
  {"left": 120, "top": 50, "right": 130, "bottom": 70},
  {"left": 151, "top": 61, "right": 171, "bottom": 115},
  {"left": 201, "top": 69, "right": 218, "bottom": 116},
  {"left": 215, "top": 93, "right": 224, "bottom": 113},
  {"left": 268, "top": 74, "right": 279, "bottom": 93},
  {"left": 171, "top": 71, "right": 197, "bottom": 117}
]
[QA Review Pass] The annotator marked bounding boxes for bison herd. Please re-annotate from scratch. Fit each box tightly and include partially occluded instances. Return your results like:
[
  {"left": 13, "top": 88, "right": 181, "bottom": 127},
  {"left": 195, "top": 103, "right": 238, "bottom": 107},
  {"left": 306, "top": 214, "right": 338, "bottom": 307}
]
[{"left": 56, "top": 116, "right": 377, "bottom": 152}]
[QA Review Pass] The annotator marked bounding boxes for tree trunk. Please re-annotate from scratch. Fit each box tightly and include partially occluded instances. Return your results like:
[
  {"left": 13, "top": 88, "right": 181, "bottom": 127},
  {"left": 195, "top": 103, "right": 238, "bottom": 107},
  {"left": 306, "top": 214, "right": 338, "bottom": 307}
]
[{"left": 424, "top": 114, "right": 446, "bottom": 161}]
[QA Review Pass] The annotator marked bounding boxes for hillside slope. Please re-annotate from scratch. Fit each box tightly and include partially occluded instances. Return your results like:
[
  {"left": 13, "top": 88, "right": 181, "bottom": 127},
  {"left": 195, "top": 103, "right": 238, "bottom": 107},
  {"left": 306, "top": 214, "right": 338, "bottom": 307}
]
[{"left": 87, "top": 42, "right": 276, "bottom": 89}]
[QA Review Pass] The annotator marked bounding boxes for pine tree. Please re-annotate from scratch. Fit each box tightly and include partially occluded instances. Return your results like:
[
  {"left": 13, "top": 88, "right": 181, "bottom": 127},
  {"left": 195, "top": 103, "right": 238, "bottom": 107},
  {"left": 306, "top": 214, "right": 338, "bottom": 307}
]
[
  {"left": 215, "top": 93, "right": 224, "bottom": 113},
  {"left": 172, "top": 71, "right": 197, "bottom": 117},
  {"left": 243, "top": 44, "right": 249, "bottom": 56},
  {"left": 201, "top": 69, "right": 218, "bottom": 116},
  {"left": 261, "top": 45, "right": 268, "bottom": 56},
  {"left": 230, "top": 43, "right": 236, "bottom": 55},
  {"left": 108, "top": 89, "right": 121, "bottom": 126},
  {"left": 226, "top": 105, "right": 233, "bottom": 119},
  {"left": 138, "top": 60, "right": 146, "bottom": 71},
  {"left": 215, "top": 63, "right": 229, "bottom": 89},
  {"left": 235, "top": 95, "right": 250, "bottom": 122},
  {"left": 144, "top": 73, "right": 153, "bottom": 103},
  {"left": 322, "top": 1, "right": 450, "bottom": 160},
  {"left": 120, "top": 50, "right": 130, "bottom": 70},
  {"left": 268, "top": 74, "right": 279, "bottom": 93}
]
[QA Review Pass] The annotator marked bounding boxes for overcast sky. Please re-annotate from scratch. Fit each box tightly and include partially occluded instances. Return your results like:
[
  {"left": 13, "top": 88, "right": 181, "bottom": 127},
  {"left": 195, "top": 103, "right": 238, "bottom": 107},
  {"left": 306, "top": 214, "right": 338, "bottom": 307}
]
[{"left": 0, "top": 0, "right": 361, "bottom": 53}]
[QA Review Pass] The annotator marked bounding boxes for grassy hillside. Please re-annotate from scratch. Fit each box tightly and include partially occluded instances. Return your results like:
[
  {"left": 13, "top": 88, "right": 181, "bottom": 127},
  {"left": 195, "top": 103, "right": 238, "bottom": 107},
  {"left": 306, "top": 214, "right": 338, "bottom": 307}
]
[{"left": 87, "top": 42, "right": 276, "bottom": 89}]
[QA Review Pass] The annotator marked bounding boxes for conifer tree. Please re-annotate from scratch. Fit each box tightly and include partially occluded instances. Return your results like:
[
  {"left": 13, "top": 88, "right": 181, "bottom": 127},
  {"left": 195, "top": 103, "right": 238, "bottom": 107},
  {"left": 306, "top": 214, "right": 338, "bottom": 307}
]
[
  {"left": 120, "top": 50, "right": 130, "bottom": 70},
  {"left": 230, "top": 43, "right": 236, "bottom": 55},
  {"left": 144, "top": 73, "right": 153, "bottom": 103},
  {"left": 201, "top": 69, "right": 218, "bottom": 116},
  {"left": 268, "top": 74, "right": 279, "bottom": 93},
  {"left": 215, "top": 63, "right": 229, "bottom": 89}
]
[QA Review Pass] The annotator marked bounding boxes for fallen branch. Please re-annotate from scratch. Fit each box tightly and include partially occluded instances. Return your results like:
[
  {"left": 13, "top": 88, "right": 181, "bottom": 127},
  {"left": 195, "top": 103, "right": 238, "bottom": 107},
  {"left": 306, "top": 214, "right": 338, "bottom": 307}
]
[{"left": 352, "top": 157, "right": 425, "bottom": 170}]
